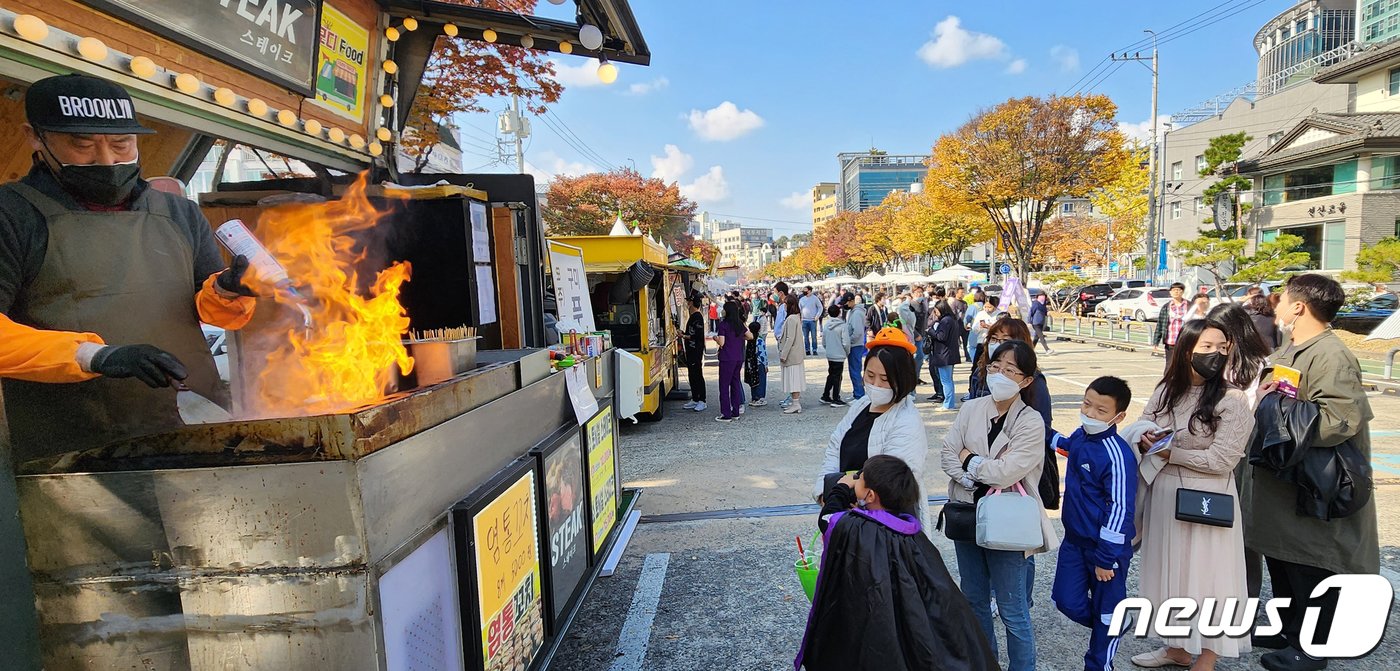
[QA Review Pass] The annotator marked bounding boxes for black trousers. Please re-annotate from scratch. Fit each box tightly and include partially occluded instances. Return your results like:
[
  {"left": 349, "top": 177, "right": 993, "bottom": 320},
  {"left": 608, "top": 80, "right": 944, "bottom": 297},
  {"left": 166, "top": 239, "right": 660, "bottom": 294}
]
[
  {"left": 929, "top": 358, "right": 944, "bottom": 398},
  {"left": 686, "top": 358, "right": 706, "bottom": 402},
  {"left": 1265, "top": 556, "right": 1339, "bottom": 644},
  {"left": 823, "top": 361, "right": 844, "bottom": 400}
]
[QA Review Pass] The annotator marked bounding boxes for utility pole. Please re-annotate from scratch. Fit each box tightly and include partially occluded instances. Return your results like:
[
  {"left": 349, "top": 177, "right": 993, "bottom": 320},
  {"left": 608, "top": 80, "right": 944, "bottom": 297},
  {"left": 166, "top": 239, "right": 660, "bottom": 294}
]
[
  {"left": 1115, "top": 30, "right": 1158, "bottom": 282},
  {"left": 498, "top": 94, "right": 531, "bottom": 174}
]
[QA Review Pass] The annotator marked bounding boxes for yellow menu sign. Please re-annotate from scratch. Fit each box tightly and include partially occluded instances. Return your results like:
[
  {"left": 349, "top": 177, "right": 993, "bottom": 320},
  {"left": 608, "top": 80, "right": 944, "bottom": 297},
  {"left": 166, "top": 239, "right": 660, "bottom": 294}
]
[
  {"left": 313, "top": 3, "right": 368, "bottom": 122},
  {"left": 586, "top": 406, "right": 618, "bottom": 554},
  {"left": 473, "top": 470, "right": 543, "bottom": 669}
]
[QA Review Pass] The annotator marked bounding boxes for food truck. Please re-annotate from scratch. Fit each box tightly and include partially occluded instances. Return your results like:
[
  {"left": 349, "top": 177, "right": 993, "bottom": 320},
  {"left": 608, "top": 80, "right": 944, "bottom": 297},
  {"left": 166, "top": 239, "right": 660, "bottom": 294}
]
[
  {"left": 0, "top": 1, "right": 651, "bottom": 669},
  {"left": 547, "top": 233, "right": 684, "bottom": 422}
]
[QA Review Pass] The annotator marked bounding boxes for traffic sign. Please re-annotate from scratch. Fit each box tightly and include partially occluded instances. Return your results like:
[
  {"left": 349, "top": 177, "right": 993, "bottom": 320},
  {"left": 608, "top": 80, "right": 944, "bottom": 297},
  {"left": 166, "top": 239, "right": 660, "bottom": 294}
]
[
  {"left": 998, "top": 263, "right": 1011, "bottom": 275},
  {"left": 1109, "top": 262, "right": 1120, "bottom": 272}
]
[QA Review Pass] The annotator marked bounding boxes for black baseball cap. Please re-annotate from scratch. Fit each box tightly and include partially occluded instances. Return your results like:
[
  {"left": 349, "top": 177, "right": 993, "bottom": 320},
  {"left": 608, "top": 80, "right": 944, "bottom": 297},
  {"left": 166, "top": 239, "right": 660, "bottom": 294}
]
[{"left": 25, "top": 74, "right": 154, "bottom": 135}]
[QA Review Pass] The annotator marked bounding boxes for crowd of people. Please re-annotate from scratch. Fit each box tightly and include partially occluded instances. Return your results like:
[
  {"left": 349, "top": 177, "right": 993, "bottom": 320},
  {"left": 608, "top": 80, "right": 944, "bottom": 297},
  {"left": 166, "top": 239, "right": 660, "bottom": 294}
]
[{"left": 782, "top": 273, "right": 1377, "bottom": 671}]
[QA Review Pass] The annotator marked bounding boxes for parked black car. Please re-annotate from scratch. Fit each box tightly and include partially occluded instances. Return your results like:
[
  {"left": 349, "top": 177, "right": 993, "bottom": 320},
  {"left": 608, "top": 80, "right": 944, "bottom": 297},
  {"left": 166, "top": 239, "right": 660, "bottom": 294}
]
[
  {"left": 1073, "top": 283, "right": 1117, "bottom": 317},
  {"left": 1333, "top": 293, "right": 1397, "bottom": 335}
]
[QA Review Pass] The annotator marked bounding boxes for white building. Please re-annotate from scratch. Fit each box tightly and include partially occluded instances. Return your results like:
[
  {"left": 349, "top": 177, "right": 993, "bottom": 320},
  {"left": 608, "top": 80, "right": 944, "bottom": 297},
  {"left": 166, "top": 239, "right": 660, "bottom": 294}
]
[
  {"left": 692, "top": 211, "right": 742, "bottom": 241},
  {"left": 713, "top": 226, "right": 775, "bottom": 271}
]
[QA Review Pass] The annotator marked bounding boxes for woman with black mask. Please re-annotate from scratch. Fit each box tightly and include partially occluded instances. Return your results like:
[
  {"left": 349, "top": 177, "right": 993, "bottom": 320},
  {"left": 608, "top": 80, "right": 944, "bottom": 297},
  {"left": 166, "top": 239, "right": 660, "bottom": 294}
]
[{"left": 1120, "top": 320, "right": 1255, "bottom": 671}]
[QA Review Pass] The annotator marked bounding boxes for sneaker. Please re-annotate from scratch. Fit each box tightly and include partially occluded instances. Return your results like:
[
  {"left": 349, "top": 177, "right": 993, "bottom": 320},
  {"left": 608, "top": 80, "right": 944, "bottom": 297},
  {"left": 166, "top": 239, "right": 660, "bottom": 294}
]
[
  {"left": 749, "top": 399, "right": 767, "bottom": 407},
  {"left": 818, "top": 396, "right": 832, "bottom": 404},
  {"left": 738, "top": 405, "right": 745, "bottom": 415},
  {"left": 783, "top": 403, "right": 802, "bottom": 414},
  {"left": 1260, "top": 647, "right": 1326, "bottom": 671},
  {"left": 829, "top": 398, "right": 847, "bottom": 407},
  {"left": 1045, "top": 348, "right": 1056, "bottom": 355},
  {"left": 715, "top": 415, "right": 734, "bottom": 423},
  {"left": 927, "top": 395, "right": 945, "bottom": 404},
  {"left": 693, "top": 401, "right": 707, "bottom": 412},
  {"left": 683, "top": 400, "right": 698, "bottom": 409}
]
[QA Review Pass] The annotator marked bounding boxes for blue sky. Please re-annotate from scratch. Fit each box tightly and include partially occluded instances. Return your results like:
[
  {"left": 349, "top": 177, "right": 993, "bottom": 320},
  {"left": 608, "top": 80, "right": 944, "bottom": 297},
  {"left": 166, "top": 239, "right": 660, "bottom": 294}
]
[{"left": 454, "top": 1, "right": 1288, "bottom": 237}]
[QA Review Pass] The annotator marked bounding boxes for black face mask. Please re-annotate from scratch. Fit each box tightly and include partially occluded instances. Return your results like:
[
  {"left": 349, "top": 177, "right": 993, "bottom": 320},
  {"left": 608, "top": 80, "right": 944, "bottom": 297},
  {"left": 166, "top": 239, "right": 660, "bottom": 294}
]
[
  {"left": 1191, "top": 351, "right": 1227, "bottom": 380},
  {"left": 39, "top": 138, "right": 141, "bottom": 206}
]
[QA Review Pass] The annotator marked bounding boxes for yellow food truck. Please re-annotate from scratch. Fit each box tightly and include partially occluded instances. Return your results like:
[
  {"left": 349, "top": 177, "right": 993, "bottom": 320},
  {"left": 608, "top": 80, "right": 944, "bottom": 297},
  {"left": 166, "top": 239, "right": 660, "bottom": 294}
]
[{"left": 547, "top": 233, "right": 685, "bottom": 421}]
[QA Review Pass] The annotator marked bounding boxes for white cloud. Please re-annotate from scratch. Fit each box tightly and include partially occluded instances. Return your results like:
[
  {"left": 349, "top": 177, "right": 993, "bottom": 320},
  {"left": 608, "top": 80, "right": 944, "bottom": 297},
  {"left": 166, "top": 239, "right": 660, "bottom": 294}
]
[
  {"left": 525, "top": 150, "right": 596, "bottom": 183},
  {"left": 917, "top": 16, "right": 1007, "bottom": 68},
  {"left": 649, "top": 144, "right": 694, "bottom": 184},
  {"left": 1117, "top": 115, "right": 1172, "bottom": 144},
  {"left": 681, "top": 166, "right": 729, "bottom": 202},
  {"left": 628, "top": 77, "right": 669, "bottom": 95},
  {"left": 1050, "top": 45, "right": 1080, "bottom": 73},
  {"left": 1005, "top": 59, "right": 1027, "bottom": 75},
  {"left": 686, "top": 101, "right": 765, "bottom": 141},
  {"left": 780, "top": 191, "right": 809, "bottom": 210},
  {"left": 548, "top": 59, "right": 606, "bottom": 88}
]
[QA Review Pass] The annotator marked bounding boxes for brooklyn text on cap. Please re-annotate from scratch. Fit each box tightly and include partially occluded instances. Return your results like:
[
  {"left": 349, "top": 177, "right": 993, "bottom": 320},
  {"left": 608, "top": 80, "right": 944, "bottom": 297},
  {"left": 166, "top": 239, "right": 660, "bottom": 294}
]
[{"left": 25, "top": 74, "right": 154, "bottom": 135}]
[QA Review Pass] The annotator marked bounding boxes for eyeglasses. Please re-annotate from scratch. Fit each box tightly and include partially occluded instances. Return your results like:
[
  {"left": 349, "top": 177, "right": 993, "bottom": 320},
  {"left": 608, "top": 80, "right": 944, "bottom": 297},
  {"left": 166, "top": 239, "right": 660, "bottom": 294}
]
[
  {"left": 986, "top": 361, "right": 1026, "bottom": 378},
  {"left": 986, "top": 337, "right": 1007, "bottom": 349}
]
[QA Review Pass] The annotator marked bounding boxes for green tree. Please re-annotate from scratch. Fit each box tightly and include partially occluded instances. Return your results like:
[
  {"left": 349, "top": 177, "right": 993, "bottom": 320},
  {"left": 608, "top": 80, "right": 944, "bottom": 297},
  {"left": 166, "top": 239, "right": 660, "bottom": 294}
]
[
  {"left": 1231, "top": 234, "right": 1309, "bottom": 283},
  {"left": 1198, "top": 132, "right": 1253, "bottom": 239},
  {"left": 1176, "top": 236, "right": 1247, "bottom": 296},
  {"left": 1034, "top": 270, "right": 1089, "bottom": 312},
  {"left": 1343, "top": 237, "right": 1400, "bottom": 284}
]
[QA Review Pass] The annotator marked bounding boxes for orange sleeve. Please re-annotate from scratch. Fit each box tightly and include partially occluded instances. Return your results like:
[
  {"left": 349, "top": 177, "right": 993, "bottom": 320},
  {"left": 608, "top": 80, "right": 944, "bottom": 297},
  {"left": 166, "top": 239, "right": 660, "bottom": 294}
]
[
  {"left": 0, "top": 312, "right": 104, "bottom": 382},
  {"left": 195, "top": 273, "right": 256, "bottom": 330}
]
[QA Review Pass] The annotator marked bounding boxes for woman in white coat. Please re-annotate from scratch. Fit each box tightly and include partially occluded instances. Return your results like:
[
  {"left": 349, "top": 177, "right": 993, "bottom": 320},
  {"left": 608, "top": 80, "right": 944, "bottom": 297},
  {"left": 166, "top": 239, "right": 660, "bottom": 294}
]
[
  {"left": 941, "top": 339, "right": 1058, "bottom": 671},
  {"left": 812, "top": 326, "right": 931, "bottom": 534}
]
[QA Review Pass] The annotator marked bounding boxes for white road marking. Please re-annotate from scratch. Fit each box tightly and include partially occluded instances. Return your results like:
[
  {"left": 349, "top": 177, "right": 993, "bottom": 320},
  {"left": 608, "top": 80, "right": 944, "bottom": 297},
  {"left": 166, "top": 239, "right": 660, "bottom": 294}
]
[
  {"left": 1044, "top": 373, "right": 1149, "bottom": 406},
  {"left": 609, "top": 552, "right": 671, "bottom": 671}
]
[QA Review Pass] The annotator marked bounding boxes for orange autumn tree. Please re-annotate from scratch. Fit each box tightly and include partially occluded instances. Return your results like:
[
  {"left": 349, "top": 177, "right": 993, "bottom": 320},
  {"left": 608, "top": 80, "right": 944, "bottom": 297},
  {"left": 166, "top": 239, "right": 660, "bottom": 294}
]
[
  {"left": 927, "top": 94, "right": 1129, "bottom": 280},
  {"left": 401, "top": 0, "right": 563, "bottom": 172},
  {"left": 544, "top": 167, "right": 698, "bottom": 243}
]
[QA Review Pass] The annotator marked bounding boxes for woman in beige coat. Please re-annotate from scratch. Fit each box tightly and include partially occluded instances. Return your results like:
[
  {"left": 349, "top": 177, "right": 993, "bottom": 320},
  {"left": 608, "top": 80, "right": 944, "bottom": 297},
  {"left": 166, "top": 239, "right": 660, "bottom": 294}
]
[
  {"left": 777, "top": 294, "right": 806, "bottom": 413},
  {"left": 1123, "top": 320, "right": 1255, "bottom": 671},
  {"left": 941, "top": 340, "right": 1058, "bottom": 671}
]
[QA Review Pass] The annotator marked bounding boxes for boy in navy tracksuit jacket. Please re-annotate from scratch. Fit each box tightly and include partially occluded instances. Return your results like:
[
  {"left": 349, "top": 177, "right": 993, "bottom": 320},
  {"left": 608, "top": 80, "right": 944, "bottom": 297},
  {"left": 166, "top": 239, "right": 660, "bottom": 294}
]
[{"left": 1050, "top": 376, "right": 1136, "bottom": 671}]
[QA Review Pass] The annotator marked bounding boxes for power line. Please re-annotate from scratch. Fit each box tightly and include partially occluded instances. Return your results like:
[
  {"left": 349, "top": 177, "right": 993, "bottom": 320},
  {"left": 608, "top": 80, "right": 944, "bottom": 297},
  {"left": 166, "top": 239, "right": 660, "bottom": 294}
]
[
  {"left": 542, "top": 110, "right": 617, "bottom": 170},
  {"left": 536, "top": 112, "right": 617, "bottom": 171}
]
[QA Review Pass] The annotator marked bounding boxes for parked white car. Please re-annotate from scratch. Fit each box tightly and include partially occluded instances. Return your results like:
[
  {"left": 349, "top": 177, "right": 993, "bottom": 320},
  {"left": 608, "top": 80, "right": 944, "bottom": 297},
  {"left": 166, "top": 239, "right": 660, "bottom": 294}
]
[{"left": 1095, "top": 287, "right": 1173, "bottom": 322}]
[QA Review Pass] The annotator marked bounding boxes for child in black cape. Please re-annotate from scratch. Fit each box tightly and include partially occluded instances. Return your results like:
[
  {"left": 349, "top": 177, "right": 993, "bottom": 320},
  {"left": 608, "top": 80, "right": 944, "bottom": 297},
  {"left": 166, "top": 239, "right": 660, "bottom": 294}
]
[{"left": 795, "top": 455, "right": 998, "bottom": 671}]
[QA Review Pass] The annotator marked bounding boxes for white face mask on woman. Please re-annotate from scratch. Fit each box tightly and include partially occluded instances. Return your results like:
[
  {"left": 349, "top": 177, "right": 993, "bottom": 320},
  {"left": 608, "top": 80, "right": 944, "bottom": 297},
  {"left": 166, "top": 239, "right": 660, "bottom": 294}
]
[
  {"left": 986, "top": 373, "right": 1022, "bottom": 402},
  {"left": 865, "top": 384, "right": 895, "bottom": 406}
]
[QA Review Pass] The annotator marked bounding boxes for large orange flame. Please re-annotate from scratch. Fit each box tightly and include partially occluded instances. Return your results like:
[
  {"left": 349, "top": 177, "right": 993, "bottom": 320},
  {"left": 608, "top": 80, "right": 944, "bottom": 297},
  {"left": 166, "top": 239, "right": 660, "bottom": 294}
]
[{"left": 245, "top": 174, "right": 413, "bottom": 416}]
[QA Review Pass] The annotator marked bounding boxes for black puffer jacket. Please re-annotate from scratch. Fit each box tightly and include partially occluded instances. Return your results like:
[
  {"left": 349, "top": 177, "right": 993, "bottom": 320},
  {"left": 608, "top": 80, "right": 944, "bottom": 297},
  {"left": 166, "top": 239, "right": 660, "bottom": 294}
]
[{"left": 1249, "top": 392, "right": 1372, "bottom": 521}]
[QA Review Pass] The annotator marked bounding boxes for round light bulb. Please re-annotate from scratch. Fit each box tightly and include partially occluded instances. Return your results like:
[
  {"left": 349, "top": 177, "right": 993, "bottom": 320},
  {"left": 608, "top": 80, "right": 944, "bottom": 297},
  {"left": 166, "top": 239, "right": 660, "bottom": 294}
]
[
  {"left": 328, "top": 128, "right": 346, "bottom": 143},
  {"left": 596, "top": 60, "right": 617, "bottom": 84},
  {"left": 277, "top": 109, "right": 296, "bottom": 126},
  {"left": 383, "top": 59, "right": 398, "bottom": 75},
  {"left": 174, "top": 73, "right": 200, "bottom": 94},
  {"left": 129, "top": 56, "right": 157, "bottom": 78},
  {"left": 402, "top": 17, "right": 418, "bottom": 31},
  {"left": 482, "top": 29, "right": 497, "bottom": 43},
  {"left": 213, "top": 87, "right": 236, "bottom": 107},
  {"left": 304, "top": 119, "right": 322, "bottom": 136},
  {"left": 247, "top": 98, "right": 268, "bottom": 117},
  {"left": 520, "top": 34, "right": 535, "bottom": 49},
  {"left": 559, "top": 40, "right": 573, "bottom": 54},
  {"left": 13, "top": 15, "right": 48, "bottom": 42},
  {"left": 76, "top": 36, "right": 108, "bottom": 62},
  {"left": 444, "top": 24, "right": 458, "bottom": 37},
  {"left": 379, "top": 93, "right": 394, "bottom": 108},
  {"left": 369, "top": 142, "right": 384, "bottom": 157},
  {"left": 349, "top": 134, "right": 365, "bottom": 149},
  {"left": 579, "top": 24, "right": 603, "bottom": 51},
  {"left": 376, "top": 127, "right": 393, "bottom": 142},
  {"left": 385, "top": 26, "right": 400, "bottom": 42}
]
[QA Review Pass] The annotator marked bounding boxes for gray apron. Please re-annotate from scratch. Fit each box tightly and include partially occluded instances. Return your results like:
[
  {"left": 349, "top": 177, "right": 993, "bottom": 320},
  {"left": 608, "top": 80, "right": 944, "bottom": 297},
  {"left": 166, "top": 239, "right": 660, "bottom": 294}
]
[{"left": 2, "top": 182, "right": 224, "bottom": 465}]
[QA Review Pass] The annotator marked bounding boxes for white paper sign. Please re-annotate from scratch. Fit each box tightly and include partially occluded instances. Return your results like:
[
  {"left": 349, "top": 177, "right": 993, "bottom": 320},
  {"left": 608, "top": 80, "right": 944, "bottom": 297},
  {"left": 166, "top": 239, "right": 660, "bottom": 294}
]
[
  {"left": 469, "top": 200, "right": 491, "bottom": 261},
  {"left": 548, "top": 243, "right": 596, "bottom": 332},
  {"left": 475, "top": 265, "right": 497, "bottom": 325},
  {"left": 564, "top": 364, "right": 599, "bottom": 425}
]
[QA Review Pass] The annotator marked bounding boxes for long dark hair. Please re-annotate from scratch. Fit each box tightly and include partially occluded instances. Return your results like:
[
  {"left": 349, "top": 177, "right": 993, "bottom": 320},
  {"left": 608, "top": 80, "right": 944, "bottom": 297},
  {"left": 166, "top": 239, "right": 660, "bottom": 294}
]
[
  {"left": 722, "top": 299, "right": 745, "bottom": 335},
  {"left": 1206, "top": 302, "right": 1270, "bottom": 389},
  {"left": 989, "top": 339, "right": 1040, "bottom": 407},
  {"left": 1151, "top": 319, "right": 1228, "bottom": 435},
  {"left": 865, "top": 345, "right": 917, "bottom": 404}
]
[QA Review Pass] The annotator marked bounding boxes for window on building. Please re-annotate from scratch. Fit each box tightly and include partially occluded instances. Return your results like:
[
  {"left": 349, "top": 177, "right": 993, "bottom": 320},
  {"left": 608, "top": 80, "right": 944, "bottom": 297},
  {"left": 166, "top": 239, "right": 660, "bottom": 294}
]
[
  {"left": 1390, "top": 68, "right": 1400, "bottom": 95},
  {"left": 1297, "top": 19, "right": 1307, "bottom": 34},
  {"left": 1324, "top": 222, "right": 1346, "bottom": 270},
  {"left": 1394, "top": 216, "right": 1400, "bottom": 239},
  {"left": 1171, "top": 161, "right": 1182, "bottom": 180},
  {"left": 1171, "top": 201, "right": 1182, "bottom": 220},
  {"left": 1195, "top": 154, "right": 1207, "bottom": 175},
  {"left": 1062, "top": 202, "right": 1074, "bottom": 214},
  {"left": 1194, "top": 197, "right": 1204, "bottom": 214}
]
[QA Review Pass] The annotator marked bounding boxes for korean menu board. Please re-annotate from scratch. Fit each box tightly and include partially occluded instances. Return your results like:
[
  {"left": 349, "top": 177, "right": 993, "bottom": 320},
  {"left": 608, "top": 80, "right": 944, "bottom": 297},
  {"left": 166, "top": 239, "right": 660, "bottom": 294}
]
[
  {"left": 543, "top": 435, "right": 589, "bottom": 620},
  {"left": 472, "top": 470, "right": 544, "bottom": 670},
  {"left": 585, "top": 406, "right": 618, "bottom": 555}
]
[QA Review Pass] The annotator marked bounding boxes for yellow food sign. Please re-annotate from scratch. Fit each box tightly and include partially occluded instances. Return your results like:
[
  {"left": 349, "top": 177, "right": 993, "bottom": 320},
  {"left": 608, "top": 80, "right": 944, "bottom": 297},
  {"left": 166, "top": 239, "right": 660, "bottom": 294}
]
[
  {"left": 586, "top": 406, "right": 618, "bottom": 554},
  {"left": 313, "top": 3, "right": 368, "bottom": 122},
  {"left": 473, "top": 470, "right": 543, "bottom": 669}
]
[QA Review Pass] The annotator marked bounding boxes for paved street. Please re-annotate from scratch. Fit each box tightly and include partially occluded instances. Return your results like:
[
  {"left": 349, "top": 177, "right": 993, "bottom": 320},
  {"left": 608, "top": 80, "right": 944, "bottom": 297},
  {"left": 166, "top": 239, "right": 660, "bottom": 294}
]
[{"left": 553, "top": 334, "right": 1400, "bottom": 671}]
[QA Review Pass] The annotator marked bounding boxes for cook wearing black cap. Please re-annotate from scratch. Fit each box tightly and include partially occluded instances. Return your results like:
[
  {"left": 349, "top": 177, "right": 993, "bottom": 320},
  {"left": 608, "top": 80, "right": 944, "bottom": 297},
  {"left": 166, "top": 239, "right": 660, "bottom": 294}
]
[{"left": 0, "top": 73, "right": 258, "bottom": 463}]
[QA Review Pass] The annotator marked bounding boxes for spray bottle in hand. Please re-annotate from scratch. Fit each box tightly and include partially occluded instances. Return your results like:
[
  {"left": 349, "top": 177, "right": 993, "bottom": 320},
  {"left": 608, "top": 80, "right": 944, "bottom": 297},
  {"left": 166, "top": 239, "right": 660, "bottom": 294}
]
[{"left": 215, "top": 219, "right": 313, "bottom": 331}]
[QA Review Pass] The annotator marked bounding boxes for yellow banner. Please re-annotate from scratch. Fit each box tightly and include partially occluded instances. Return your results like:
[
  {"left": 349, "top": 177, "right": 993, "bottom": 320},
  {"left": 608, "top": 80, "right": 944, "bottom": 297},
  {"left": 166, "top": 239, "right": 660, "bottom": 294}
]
[
  {"left": 313, "top": 3, "right": 368, "bottom": 122},
  {"left": 587, "top": 406, "right": 618, "bottom": 553},
  {"left": 473, "top": 470, "right": 543, "bottom": 668}
]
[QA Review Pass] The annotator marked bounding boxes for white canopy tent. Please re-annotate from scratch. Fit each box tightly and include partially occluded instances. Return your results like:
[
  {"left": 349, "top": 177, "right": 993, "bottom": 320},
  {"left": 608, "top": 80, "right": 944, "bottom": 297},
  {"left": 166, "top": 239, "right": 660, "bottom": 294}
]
[
  {"left": 883, "top": 271, "right": 926, "bottom": 284},
  {"left": 858, "top": 271, "right": 886, "bottom": 284},
  {"left": 926, "top": 264, "right": 986, "bottom": 283}
]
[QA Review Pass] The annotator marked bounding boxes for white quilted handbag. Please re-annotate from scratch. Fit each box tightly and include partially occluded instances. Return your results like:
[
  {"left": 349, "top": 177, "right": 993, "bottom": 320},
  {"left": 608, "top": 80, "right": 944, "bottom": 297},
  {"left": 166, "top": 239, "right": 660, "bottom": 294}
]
[{"left": 975, "top": 482, "right": 1042, "bottom": 551}]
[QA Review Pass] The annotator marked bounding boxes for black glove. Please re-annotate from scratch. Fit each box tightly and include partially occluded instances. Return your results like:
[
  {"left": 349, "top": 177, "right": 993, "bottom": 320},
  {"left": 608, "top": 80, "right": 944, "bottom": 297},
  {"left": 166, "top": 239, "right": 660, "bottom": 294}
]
[
  {"left": 215, "top": 254, "right": 257, "bottom": 297},
  {"left": 90, "top": 345, "right": 188, "bottom": 388}
]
